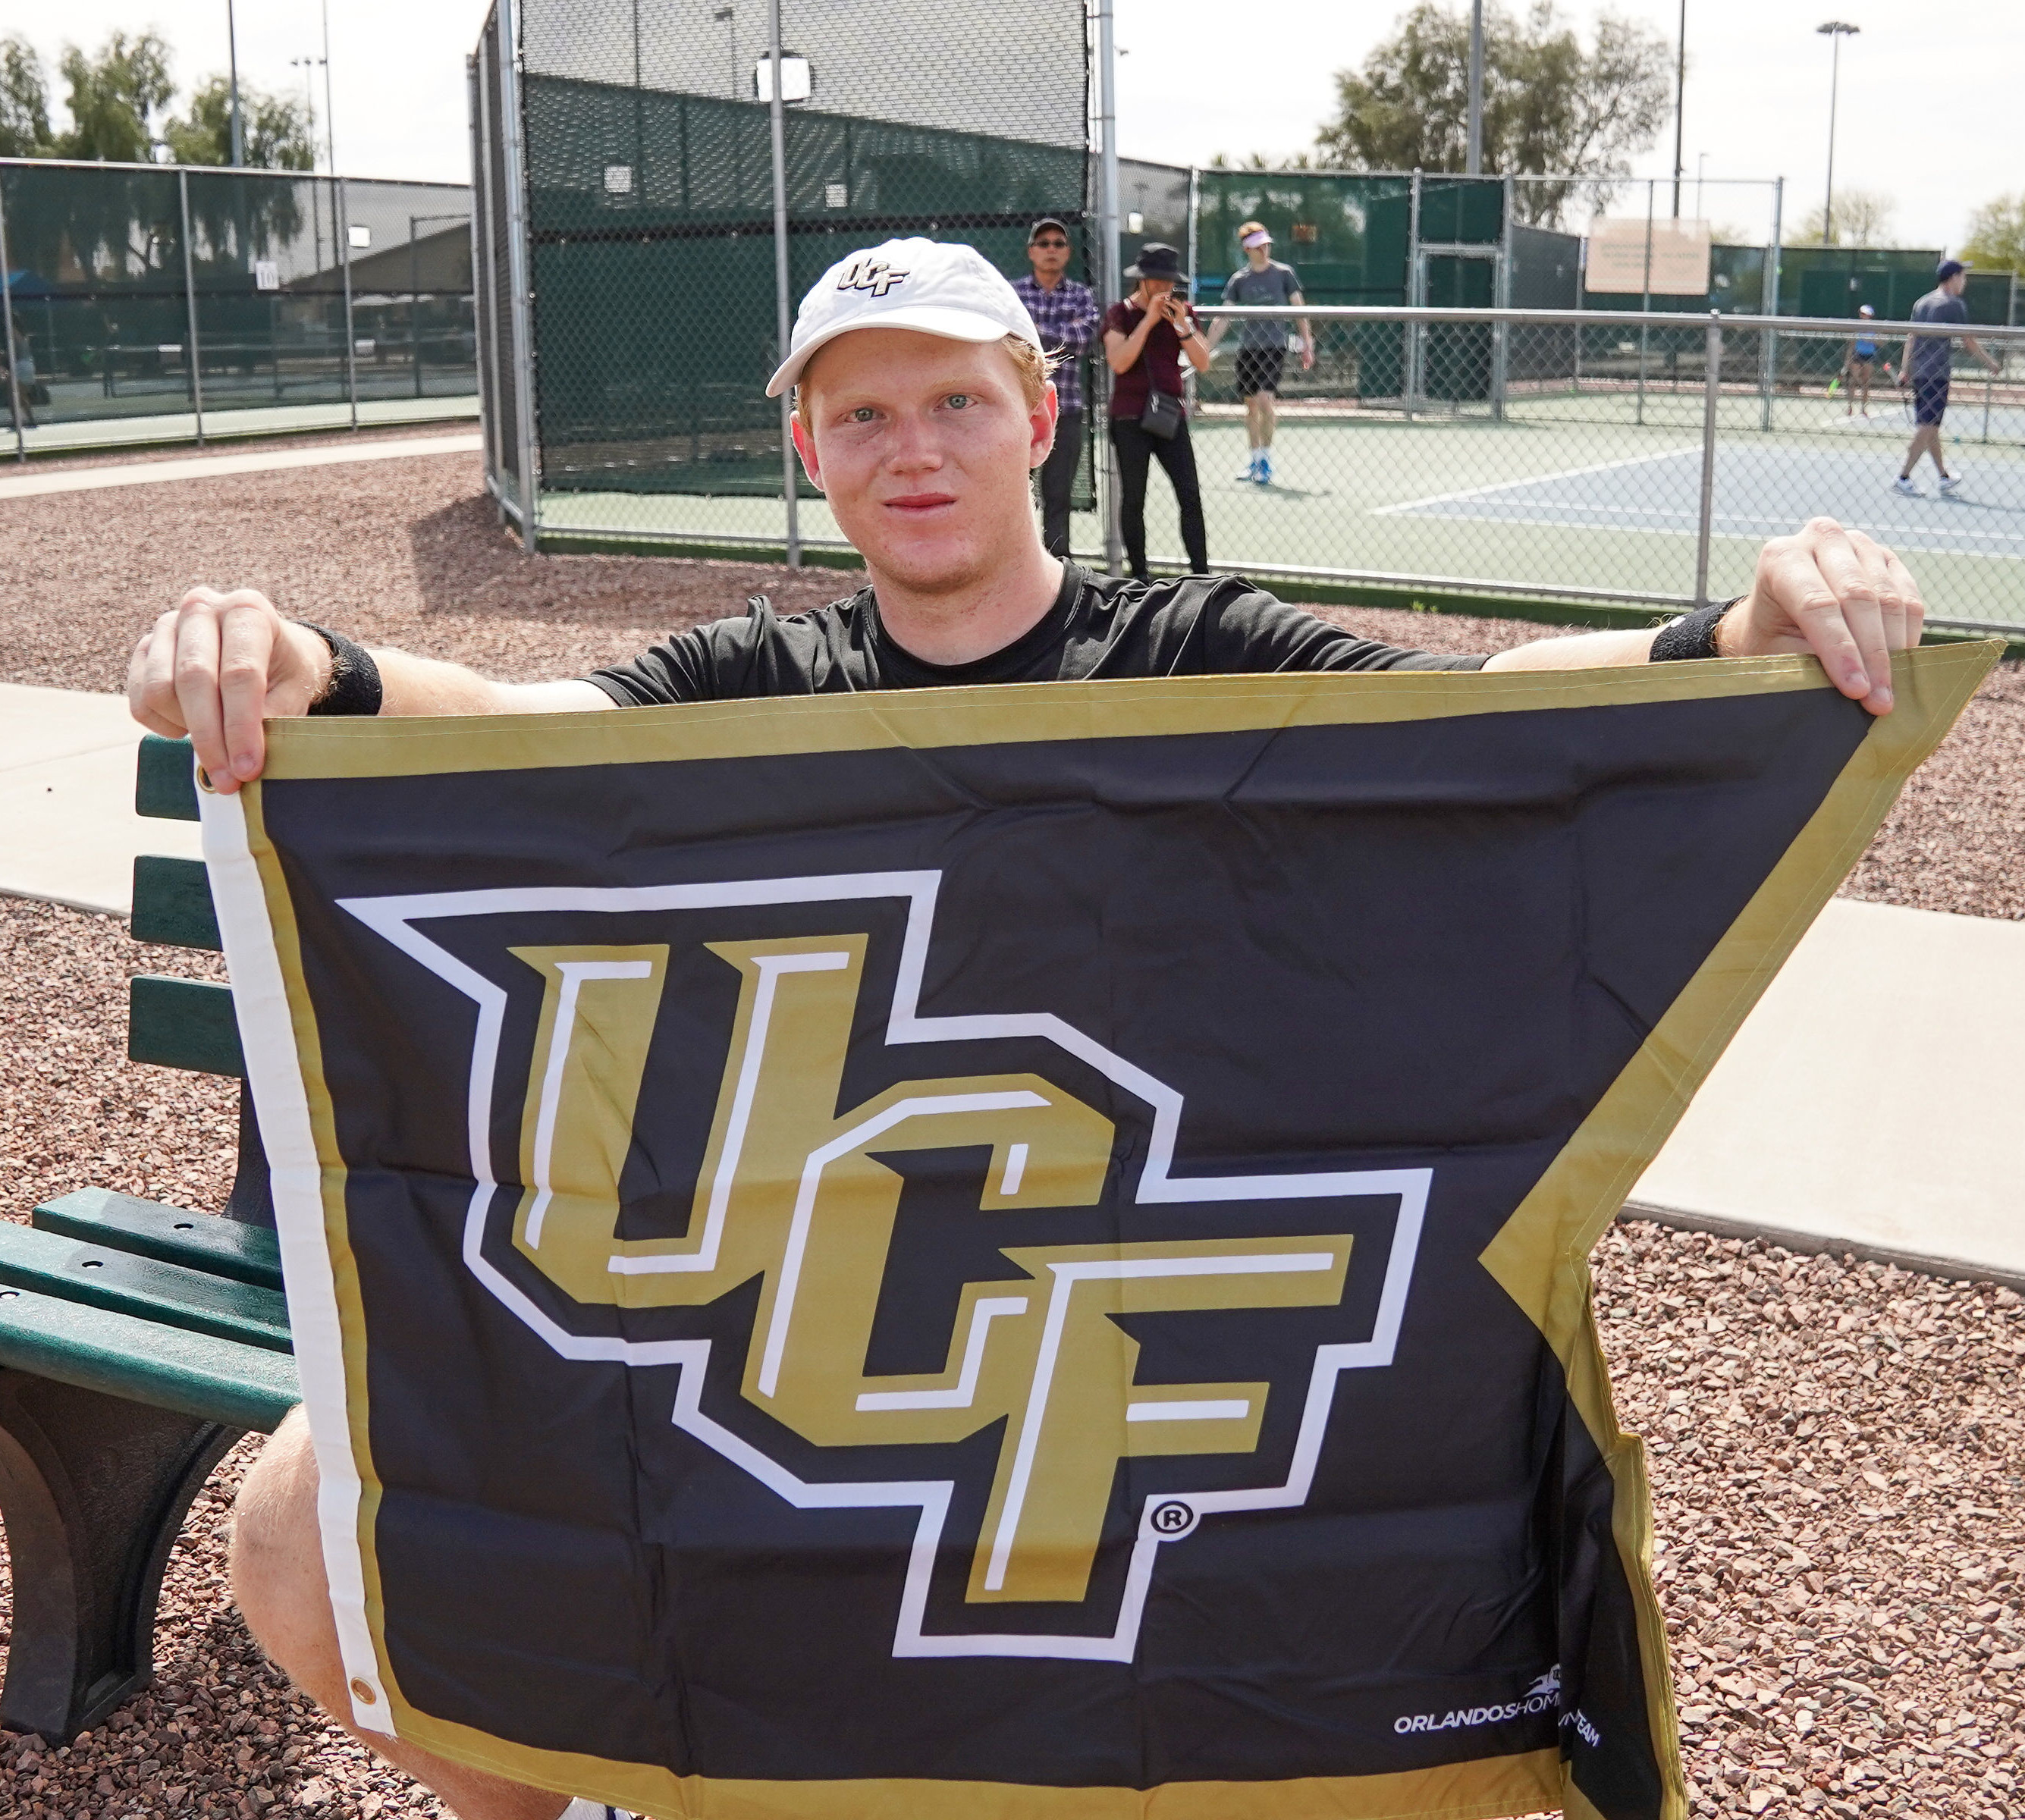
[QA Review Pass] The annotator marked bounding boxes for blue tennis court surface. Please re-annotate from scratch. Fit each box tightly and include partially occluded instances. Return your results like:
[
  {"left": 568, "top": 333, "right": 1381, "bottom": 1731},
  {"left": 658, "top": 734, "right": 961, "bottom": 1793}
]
[{"left": 1383, "top": 441, "right": 2025, "bottom": 561}]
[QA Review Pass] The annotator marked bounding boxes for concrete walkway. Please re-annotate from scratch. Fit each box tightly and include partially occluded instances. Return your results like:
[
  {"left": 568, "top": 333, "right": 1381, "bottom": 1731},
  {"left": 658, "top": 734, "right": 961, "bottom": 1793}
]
[
  {"left": 0, "top": 431, "right": 482, "bottom": 500},
  {"left": 4, "top": 686, "right": 2020, "bottom": 1282},
  {"left": 0, "top": 685, "right": 201, "bottom": 915},
  {"left": 1, "top": 395, "right": 477, "bottom": 460},
  {"left": 1631, "top": 896, "right": 2025, "bottom": 1287}
]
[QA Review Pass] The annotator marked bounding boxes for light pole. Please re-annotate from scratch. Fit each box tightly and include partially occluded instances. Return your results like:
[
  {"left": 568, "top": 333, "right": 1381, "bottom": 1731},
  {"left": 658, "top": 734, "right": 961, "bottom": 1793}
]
[
  {"left": 226, "top": 0, "right": 243, "bottom": 166},
  {"left": 290, "top": 58, "right": 328, "bottom": 162},
  {"left": 319, "top": 0, "right": 337, "bottom": 174},
  {"left": 290, "top": 53, "right": 329, "bottom": 277},
  {"left": 1465, "top": 0, "right": 1484, "bottom": 176},
  {"left": 1671, "top": 0, "right": 1687, "bottom": 217},
  {"left": 1816, "top": 21, "right": 1859, "bottom": 246}
]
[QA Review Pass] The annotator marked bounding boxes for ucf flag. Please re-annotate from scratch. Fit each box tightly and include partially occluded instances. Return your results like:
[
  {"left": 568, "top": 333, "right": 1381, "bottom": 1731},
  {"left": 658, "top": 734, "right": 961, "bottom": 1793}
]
[{"left": 203, "top": 647, "right": 1990, "bottom": 1820}]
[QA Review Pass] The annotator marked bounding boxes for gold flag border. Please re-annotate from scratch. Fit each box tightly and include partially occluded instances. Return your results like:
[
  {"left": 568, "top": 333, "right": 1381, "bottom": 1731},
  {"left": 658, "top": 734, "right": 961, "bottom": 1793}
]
[{"left": 223, "top": 643, "right": 1996, "bottom": 1820}]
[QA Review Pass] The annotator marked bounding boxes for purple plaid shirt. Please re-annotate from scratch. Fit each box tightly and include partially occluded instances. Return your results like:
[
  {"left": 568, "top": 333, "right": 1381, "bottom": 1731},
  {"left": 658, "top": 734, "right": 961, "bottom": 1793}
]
[{"left": 1013, "top": 273, "right": 1100, "bottom": 416}]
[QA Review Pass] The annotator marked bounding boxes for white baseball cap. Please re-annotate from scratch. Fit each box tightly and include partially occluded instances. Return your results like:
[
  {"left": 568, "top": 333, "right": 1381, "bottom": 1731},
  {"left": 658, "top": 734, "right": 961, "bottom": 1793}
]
[{"left": 765, "top": 237, "right": 1042, "bottom": 398}]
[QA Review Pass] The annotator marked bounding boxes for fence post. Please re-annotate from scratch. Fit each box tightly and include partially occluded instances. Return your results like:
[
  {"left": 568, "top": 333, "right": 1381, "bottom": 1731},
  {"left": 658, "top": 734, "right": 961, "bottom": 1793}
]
[
  {"left": 498, "top": 0, "right": 541, "bottom": 552},
  {"left": 410, "top": 213, "right": 422, "bottom": 401},
  {"left": 1405, "top": 169, "right": 1421, "bottom": 420},
  {"left": 0, "top": 172, "right": 24, "bottom": 460},
  {"left": 179, "top": 168, "right": 206, "bottom": 447},
  {"left": 1097, "top": 0, "right": 1122, "bottom": 576},
  {"left": 766, "top": 0, "right": 799, "bottom": 569},
  {"left": 1184, "top": 164, "right": 1199, "bottom": 418},
  {"left": 1694, "top": 312, "right": 1722, "bottom": 607},
  {"left": 1492, "top": 173, "right": 1513, "bottom": 422},
  {"left": 1636, "top": 179, "right": 1653, "bottom": 428},
  {"left": 1760, "top": 175, "right": 1782, "bottom": 432},
  {"left": 338, "top": 178, "right": 359, "bottom": 431}
]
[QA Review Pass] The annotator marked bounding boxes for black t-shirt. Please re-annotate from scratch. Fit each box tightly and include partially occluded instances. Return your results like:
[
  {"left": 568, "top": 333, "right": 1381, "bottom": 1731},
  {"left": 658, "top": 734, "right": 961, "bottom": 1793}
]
[{"left": 585, "top": 565, "right": 1484, "bottom": 704}]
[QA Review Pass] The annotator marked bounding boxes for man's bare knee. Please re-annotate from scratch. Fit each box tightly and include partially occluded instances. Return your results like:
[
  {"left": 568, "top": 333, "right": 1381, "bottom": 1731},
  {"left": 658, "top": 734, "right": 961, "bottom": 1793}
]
[{"left": 231, "top": 1407, "right": 344, "bottom": 1699}]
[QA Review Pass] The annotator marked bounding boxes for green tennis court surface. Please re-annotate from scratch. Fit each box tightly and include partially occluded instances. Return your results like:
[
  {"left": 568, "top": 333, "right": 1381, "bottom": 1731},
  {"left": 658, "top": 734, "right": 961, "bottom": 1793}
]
[{"left": 537, "top": 395, "right": 2024, "bottom": 632}]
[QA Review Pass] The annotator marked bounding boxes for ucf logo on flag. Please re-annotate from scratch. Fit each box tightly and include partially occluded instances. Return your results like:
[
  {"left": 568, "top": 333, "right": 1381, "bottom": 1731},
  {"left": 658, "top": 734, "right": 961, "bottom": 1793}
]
[{"left": 205, "top": 648, "right": 1989, "bottom": 1820}]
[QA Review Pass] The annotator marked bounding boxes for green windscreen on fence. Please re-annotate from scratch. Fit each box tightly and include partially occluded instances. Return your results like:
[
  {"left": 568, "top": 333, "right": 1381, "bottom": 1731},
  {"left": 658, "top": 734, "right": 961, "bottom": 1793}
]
[
  {"left": 0, "top": 159, "right": 473, "bottom": 434},
  {"left": 526, "top": 80, "right": 1085, "bottom": 497},
  {"left": 514, "top": 0, "right": 1091, "bottom": 502}
]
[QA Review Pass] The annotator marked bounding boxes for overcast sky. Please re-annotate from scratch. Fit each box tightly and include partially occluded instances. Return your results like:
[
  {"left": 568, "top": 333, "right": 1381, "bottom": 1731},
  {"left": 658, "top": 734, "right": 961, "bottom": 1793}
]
[{"left": 14, "top": 0, "right": 2020, "bottom": 252}]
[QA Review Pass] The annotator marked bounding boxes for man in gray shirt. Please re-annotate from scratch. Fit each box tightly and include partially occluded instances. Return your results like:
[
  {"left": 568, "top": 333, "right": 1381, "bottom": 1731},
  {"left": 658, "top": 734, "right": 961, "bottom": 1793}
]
[
  {"left": 1204, "top": 221, "right": 1311, "bottom": 486},
  {"left": 1894, "top": 259, "right": 2000, "bottom": 497}
]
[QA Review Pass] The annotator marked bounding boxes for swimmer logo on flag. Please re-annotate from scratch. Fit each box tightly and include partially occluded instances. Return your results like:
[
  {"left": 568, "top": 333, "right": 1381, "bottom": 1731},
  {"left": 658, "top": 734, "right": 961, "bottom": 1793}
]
[{"left": 206, "top": 646, "right": 1992, "bottom": 1820}]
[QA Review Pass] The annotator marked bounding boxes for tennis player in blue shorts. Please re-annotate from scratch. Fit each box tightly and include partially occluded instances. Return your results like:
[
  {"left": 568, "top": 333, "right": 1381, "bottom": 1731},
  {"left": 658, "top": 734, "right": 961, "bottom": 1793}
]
[
  {"left": 1841, "top": 304, "right": 1888, "bottom": 417},
  {"left": 1895, "top": 260, "right": 2001, "bottom": 497}
]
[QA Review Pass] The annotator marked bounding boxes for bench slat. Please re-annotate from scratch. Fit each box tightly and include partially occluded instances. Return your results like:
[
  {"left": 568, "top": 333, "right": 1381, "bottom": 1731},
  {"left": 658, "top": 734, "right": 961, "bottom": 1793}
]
[
  {"left": 0, "top": 1224, "right": 290, "bottom": 1354},
  {"left": 131, "top": 855, "right": 222, "bottom": 952},
  {"left": 0, "top": 1283, "right": 298, "bottom": 1433},
  {"left": 34, "top": 1188, "right": 285, "bottom": 1292},
  {"left": 129, "top": 975, "right": 244, "bottom": 1077},
  {"left": 136, "top": 733, "right": 200, "bottom": 821}
]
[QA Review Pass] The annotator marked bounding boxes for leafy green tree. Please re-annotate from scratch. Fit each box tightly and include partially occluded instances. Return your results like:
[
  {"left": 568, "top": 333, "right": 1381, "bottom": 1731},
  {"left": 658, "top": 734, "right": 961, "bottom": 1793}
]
[
  {"left": 0, "top": 33, "right": 53, "bottom": 157},
  {"left": 1207, "top": 151, "right": 1316, "bottom": 171},
  {"left": 1794, "top": 189, "right": 1895, "bottom": 249},
  {"left": 1314, "top": 1, "right": 1672, "bottom": 224},
  {"left": 164, "top": 77, "right": 316, "bottom": 171},
  {"left": 1961, "top": 193, "right": 2025, "bottom": 275},
  {"left": 55, "top": 31, "right": 173, "bottom": 163}
]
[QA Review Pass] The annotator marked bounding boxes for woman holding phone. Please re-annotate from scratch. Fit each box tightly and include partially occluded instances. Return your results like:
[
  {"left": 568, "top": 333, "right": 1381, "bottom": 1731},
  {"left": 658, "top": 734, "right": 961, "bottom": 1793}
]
[{"left": 1102, "top": 243, "right": 1211, "bottom": 580}]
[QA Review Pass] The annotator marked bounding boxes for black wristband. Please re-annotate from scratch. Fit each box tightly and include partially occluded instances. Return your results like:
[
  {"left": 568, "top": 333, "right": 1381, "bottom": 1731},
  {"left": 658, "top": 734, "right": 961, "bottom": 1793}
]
[
  {"left": 1649, "top": 598, "right": 1742, "bottom": 663},
  {"left": 294, "top": 621, "right": 384, "bottom": 717}
]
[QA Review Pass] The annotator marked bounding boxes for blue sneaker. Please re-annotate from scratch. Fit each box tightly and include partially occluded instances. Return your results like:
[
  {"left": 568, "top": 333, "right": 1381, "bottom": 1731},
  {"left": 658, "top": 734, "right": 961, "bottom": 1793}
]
[
  {"left": 1235, "top": 453, "right": 1261, "bottom": 482},
  {"left": 1256, "top": 450, "right": 1274, "bottom": 487}
]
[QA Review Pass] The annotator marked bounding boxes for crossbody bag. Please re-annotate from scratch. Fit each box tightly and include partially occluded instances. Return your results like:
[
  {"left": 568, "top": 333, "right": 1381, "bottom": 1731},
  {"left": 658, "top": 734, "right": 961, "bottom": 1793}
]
[{"left": 1138, "top": 388, "right": 1185, "bottom": 440}]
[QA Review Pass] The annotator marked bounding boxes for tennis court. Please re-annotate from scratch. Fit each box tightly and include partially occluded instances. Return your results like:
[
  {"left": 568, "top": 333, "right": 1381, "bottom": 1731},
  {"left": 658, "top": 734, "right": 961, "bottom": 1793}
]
[
  {"left": 535, "top": 406, "right": 2025, "bottom": 632},
  {"left": 529, "top": 307, "right": 2025, "bottom": 635},
  {"left": 1389, "top": 441, "right": 2025, "bottom": 556}
]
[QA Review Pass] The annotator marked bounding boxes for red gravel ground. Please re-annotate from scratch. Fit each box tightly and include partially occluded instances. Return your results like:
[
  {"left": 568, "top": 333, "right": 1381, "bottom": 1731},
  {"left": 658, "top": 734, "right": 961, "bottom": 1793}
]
[
  {"left": 2, "top": 898, "right": 2021, "bottom": 1818},
  {"left": 2, "top": 445, "right": 2022, "bottom": 1818},
  {"left": 0, "top": 442, "right": 2017, "bottom": 918}
]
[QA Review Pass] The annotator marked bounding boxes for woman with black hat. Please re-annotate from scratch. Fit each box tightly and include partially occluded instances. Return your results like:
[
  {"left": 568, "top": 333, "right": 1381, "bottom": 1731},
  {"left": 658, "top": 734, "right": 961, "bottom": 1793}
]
[{"left": 1102, "top": 242, "right": 1210, "bottom": 579}]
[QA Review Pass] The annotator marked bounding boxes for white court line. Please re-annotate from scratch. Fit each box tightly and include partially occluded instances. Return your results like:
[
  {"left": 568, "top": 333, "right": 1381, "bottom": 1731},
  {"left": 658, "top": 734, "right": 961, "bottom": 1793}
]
[
  {"left": 1371, "top": 444, "right": 1699, "bottom": 516},
  {"left": 0, "top": 431, "right": 482, "bottom": 500},
  {"left": 1414, "top": 497, "right": 2025, "bottom": 548},
  {"left": 1396, "top": 500, "right": 2025, "bottom": 562}
]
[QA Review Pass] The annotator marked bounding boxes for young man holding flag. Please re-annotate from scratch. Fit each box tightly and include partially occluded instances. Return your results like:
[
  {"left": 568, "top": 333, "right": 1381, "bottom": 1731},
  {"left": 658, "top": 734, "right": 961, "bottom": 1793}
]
[{"left": 133, "top": 237, "right": 1928, "bottom": 1820}]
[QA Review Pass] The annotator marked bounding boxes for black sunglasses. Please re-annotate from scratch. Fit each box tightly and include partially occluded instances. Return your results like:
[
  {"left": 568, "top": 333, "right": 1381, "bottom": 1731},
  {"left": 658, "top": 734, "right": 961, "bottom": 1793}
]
[{"left": 1031, "top": 237, "right": 1070, "bottom": 249}]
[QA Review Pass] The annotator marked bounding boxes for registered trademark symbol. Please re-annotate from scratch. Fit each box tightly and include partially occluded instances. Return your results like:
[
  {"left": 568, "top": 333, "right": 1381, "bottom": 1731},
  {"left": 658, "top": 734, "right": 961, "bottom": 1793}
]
[{"left": 1150, "top": 1499, "right": 1196, "bottom": 1537}]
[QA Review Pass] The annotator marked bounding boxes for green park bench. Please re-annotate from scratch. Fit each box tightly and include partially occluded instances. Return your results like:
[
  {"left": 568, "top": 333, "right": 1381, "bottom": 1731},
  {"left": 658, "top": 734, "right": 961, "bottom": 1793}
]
[{"left": 0, "top": 735, "right": 299, "bottom": 1742}]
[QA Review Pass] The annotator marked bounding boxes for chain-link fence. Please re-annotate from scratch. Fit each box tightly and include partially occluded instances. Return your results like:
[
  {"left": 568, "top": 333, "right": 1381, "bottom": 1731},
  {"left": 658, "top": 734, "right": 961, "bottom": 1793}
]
[
  {"left": 476, "top": 0, "right": 1091, "bottom": 541},
  {"left": 0, "top": 157, "right": 476, "bottom": 451},
  {"left": 471, "top": 50, "right": 2020, "bottom": 634},
  {"left": 1162, "top": 306, "right": 2023, "bottom": 634}
]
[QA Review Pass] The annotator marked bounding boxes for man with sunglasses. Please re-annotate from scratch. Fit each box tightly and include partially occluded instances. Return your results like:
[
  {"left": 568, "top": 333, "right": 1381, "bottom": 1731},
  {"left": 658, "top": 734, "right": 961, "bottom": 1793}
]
[{"left": 1013, "top": 216, "right": 1100, "bottom": 557}]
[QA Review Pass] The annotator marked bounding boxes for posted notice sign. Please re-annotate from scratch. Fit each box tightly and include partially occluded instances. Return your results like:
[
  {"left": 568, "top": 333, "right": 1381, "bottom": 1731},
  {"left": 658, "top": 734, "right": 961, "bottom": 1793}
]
[{"left": 1585, "top": 218, "right": 1713, "bottom": 297}]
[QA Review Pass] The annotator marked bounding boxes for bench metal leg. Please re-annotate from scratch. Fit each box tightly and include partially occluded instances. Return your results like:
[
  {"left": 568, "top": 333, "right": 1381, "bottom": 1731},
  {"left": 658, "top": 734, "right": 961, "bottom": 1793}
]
[{"left": 0, "top": 1368, "right": 243, "bottom": 1741}]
